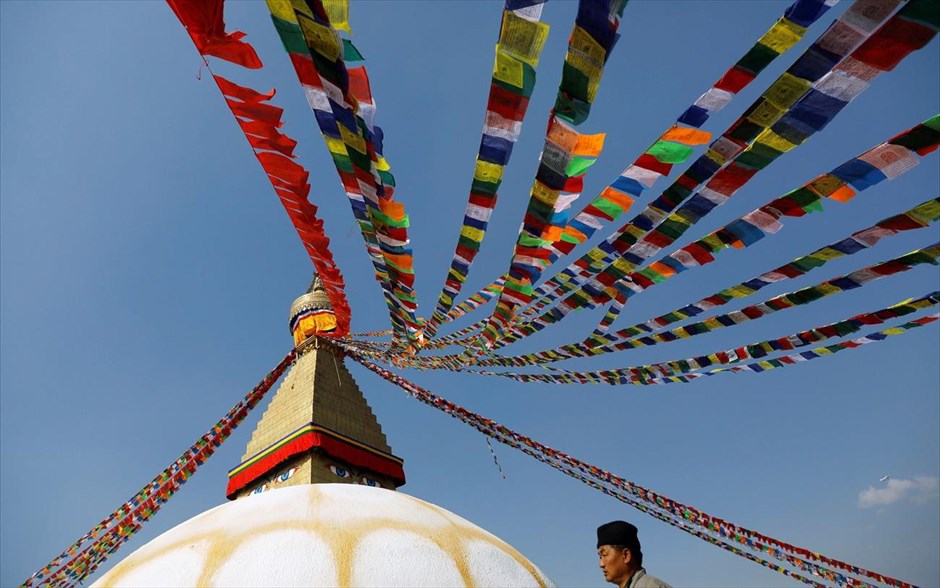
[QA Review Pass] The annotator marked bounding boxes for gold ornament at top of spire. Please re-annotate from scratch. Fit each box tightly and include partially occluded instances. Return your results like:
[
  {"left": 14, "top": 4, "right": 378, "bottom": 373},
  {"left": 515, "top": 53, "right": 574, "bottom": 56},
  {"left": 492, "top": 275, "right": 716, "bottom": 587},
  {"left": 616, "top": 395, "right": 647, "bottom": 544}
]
[{"left": 289, "top": 274, "right": 338, "bottom": 345}]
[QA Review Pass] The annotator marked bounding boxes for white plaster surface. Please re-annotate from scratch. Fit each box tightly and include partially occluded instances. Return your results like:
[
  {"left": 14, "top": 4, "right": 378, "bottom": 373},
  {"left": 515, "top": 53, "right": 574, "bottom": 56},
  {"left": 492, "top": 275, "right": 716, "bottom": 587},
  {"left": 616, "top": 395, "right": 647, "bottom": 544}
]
[{"left": 92, "top": 484, "right": 553, "bottom": 587}]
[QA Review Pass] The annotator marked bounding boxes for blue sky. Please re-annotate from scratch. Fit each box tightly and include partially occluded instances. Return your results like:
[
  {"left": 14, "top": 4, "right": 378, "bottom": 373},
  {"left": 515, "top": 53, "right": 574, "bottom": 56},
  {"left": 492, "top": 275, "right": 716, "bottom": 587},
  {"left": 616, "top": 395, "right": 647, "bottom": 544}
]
[{"left": 1, "top": 1, "right": 938, "bottom": 586}]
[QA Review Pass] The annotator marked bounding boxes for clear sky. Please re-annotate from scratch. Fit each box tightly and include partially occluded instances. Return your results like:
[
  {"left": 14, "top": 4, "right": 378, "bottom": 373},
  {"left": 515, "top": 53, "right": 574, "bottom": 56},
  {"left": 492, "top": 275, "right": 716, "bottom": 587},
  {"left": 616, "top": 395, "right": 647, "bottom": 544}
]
[{"left": 1, "top": 1, "right": 938, "bottom": 586}]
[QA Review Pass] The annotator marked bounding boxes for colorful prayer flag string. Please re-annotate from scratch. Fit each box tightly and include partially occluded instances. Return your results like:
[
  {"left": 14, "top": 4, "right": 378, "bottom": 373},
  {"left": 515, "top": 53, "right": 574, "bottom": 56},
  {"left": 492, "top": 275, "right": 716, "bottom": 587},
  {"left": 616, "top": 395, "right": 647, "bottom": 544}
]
[
  {"left": 473, "top": 238, "right": 940, "bottom": 368},
  {"left": 342, "top": 345, "right": 915, "bottom": 587},
  {"left": 424, "top": 2, "right": 551, "bottom": 337},
  {"left": 472, "top": 0, "right": 628, "bottom": 353},
  {"left": 468, "top": 293, "right": 939, "bottom": 384},
  {"left": 503, "top": 113, "right": 940, "bottom": 347},
  {"left": 432, "top": 0, "right": 843, "bottom": 336},
  {"left": 497, "top": 0, "right": 926, "bottom": 342},
  {"left": 166, "top": 0, "right": 352, "bottom": 335},
  {"left": 266, "top": 0, "right": 424, "bottom": 352},
  {"left": 24, "top": 352, "right": 296, "bottom": 588}
]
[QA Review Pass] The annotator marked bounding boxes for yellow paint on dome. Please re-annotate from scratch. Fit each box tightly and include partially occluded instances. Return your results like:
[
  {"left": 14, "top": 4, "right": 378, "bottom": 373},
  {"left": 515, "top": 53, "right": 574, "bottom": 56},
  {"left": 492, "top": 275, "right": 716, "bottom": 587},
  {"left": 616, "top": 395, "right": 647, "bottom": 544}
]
[{"left": 93, "top": 484, "right": 552, "bottom": 588}]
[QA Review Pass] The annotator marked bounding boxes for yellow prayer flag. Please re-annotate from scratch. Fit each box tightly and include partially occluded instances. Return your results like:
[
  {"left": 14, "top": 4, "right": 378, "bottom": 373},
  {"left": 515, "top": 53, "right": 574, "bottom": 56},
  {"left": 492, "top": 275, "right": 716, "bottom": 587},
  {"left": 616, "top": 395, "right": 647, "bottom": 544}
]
[
  {"left": 376, "top": 156, "right": 391, "bottom": 172},
  {"left": 323, "top": 0, "right": 351, "bottom": 33},
  {"left": 532, "top": 180, "right": 560, "bottom": 206},
  {"left": 324, "top": 136, "right": 348, "bottom": 156},
  {"left": 754, "top": 128, "right": 798, "bottom": 153},
  {"left": 267, "top": 0, "right": 298, "bottom": 23},
  {"left": 298, "top": 16, "right": 342, "bottom": 61},
  {"left": 812, "top": 247, "right": 844, "bottom": 261},
  {"left": 460, "top": 225, "right": 485, "bottom": 242},
  {"left": 765, "top": 72, "right": 812, "bottom": 109},
  {"left": 745, "top": 98, "right": 786, "bottom": 127},
  {"left": 909, "top": 200, "right": 940, "bottom": 224},
  {"left": 660, "top": 126, "right": 712, "bottom": 146},
  {"left": 612, "top": 258, "right": 634, "bottom": 274},
  {"left": 338, "top": 124, "right": 367, "bottom": 155},
  {"left": 729, "top": 285, "right": 754, "bottom": 298},
  {"left": 703, "top": 318, "right": 722, "bottom": 331},
  {"left": 568, "top": 51, "right": 603, "bottom": 101},
  {"left": 474, "top": 159, "right": 504, "bottom": 183},
  {"left": 499, "top": 10, "right": 550, "bottom": 67},
  {"left": 587, "top": 249, "right": 607, "bottom": 262},
  {"left": 570, "top": 26, "right": 606, "bottom": 68},
  {"left": 882, "top": 327, "right": 906, "bottom": 335},
  {"left": 289, "top": 0, "right": 315, "bottom": 19},
  {"left": 704, "top": 148, "right": 726, "bottom": 166},
  {"left": 493, "top": 48, "right": 525, "bottom": 89},
  {"left": 624, "top": 224, "right": 646, "bottom": 241},
  {"left": 757, "top": 18, "right": 806, "bottom": 53},
  {"left": 815, "top": 283, "right": 841, "bottom": 296}
]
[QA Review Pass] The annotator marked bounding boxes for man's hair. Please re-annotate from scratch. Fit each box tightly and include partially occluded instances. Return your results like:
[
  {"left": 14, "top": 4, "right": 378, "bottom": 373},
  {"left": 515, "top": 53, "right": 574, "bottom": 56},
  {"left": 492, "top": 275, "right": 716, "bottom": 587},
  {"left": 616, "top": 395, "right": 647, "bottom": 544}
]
[{"left": 610, "top": 544, "right": 643, "bottom": 568}]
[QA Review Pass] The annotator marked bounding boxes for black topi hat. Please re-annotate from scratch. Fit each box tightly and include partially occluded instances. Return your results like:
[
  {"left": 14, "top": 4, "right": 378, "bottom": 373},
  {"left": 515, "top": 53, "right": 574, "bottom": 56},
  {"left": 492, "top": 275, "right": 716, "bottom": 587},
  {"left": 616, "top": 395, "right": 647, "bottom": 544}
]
[{"left": 597, "top": 520, "right": 641, "bottom": 553}]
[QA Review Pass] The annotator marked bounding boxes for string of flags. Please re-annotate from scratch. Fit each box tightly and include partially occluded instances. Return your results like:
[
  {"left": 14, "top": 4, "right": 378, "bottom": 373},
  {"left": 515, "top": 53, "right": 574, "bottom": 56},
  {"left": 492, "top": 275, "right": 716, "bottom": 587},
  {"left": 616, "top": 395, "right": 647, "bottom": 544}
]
[
  {"left": 166, "top": 0, "right": 352, "bottom": 335},
  {"left": 498, "top": 113, "right": 940, "bottom": 349},
  {"left": 23, "top": 352, "right": 296, "bottom": 588},
  {"left": 476, "top": 236, "right": 940, "bottom": 368},
  {"left": 467, "top": 293, "right": 939, "bottom": 384},
  {"left": 416, "top": 167, "right": 938, "bottom": 370},
  {"left": 438, "top": 0, "right": 872, "bottom": 336},
  {"left": 24, "top": 0, "right": 940, "bottom": 586},
  {"left": 473, "top": 0, "right": 627, "bottom": 353},
  {"left": 514, "top": 0, "right": 838, "bottom": 319},
  {"left": 493, "top": 0, "right": 933, "bottom": 346},
  {"left": 424, "top": 1, "right": 551, "bottom": 338},
  {"left": 342, "top": 345, "right": 915, "bottom": 587},
  {"left": 266, "top": 0, "right": 423, "bottom": 352}
]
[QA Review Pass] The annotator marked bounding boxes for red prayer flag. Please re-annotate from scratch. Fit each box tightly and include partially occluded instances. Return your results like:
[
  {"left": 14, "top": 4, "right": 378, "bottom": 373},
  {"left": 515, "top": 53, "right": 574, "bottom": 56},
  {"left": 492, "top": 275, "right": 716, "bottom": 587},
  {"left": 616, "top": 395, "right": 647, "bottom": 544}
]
[
  {"left": 213, "top": 75, "right": 274, "bottom": 103},
  {"left": 226, "top": 98, "right": 284, "bottom": 124}
]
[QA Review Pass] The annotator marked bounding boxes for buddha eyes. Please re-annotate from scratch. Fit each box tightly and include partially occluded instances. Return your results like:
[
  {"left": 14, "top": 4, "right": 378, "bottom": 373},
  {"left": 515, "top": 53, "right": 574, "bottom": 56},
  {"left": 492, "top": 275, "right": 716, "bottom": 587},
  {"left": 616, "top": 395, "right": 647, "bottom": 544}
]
[
  {"left": 329, "top": 465, "right": 351, "bottom": 478},
  {"left": 277, "top": 467, "right": 298, "bottom": 483},
  {"left": 326, "top": 465, "right": 380, "bottom": 487},
  {"left": 251, "top": 484, "right": 268, "bottom": 495}
]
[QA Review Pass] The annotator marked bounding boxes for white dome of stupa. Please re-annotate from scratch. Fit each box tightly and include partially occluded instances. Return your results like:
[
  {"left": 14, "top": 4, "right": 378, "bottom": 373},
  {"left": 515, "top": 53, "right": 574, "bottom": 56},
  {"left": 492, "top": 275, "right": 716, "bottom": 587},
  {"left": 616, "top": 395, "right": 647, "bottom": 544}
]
[{"left": 92, "top": 484, "right": 553, "bottom": 587}]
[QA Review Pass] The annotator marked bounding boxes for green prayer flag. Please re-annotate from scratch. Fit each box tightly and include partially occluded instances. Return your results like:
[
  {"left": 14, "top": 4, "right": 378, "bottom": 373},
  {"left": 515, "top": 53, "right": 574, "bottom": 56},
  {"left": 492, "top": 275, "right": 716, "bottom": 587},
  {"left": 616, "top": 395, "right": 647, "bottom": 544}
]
[
  {"left": 736, "top": 43, "right": 779, "bottom": 74},
  {"left": 342, "top": 39, "right": 364, "bottom": 62},
  {"left": 272, "top": 17, "right": 310, "bottom": 56},
  {"left": 519, "top": 233, "right": 552, "bottom": 247},
  {"left": 646, "top": 140, "right": 694, "bottom": 164},
  {"left": 593, "top": 197, "right": 624, "bottom": 219},
  {"left": 565, "top": 156, "right": 596, "bottom": 176}
]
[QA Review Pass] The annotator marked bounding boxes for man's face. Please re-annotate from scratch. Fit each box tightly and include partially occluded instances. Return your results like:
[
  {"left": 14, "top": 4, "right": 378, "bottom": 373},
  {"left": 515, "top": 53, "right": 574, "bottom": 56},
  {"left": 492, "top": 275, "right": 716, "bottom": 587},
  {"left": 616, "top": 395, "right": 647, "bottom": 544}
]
[{"left": 598, "top": 545, "right": 630, "bottom": 585}]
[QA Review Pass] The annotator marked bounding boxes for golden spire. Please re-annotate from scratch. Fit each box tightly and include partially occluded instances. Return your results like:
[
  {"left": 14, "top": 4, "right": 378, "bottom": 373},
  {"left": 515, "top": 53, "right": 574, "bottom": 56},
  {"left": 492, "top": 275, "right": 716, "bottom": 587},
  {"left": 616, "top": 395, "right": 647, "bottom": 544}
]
[
  {"left": 289, "top": 273, "right": 337, "bottom": 346},
  {"left": 226, "top": 275, "right": 405, "bottom": 499}
]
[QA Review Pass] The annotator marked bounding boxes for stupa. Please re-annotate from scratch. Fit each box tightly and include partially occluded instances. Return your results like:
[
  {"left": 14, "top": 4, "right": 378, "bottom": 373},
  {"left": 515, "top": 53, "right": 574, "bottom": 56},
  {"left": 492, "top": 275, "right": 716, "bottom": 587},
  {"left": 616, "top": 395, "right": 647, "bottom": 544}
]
[{"left": 91, "top": 277, "right": 553, "bottom": 587}]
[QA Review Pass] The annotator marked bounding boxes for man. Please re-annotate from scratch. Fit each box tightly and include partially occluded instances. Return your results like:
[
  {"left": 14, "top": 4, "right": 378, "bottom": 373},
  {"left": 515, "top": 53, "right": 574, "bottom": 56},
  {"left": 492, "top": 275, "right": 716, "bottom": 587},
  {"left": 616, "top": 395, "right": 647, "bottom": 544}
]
[{"left": 597, "top": 520, "right": 671, "bottom": 588}]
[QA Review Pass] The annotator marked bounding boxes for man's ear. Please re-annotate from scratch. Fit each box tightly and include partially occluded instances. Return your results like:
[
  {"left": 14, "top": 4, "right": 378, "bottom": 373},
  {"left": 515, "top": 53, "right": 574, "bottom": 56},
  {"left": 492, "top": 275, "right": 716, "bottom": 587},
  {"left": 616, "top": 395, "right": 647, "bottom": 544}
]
[{"left": 622, "top": 548, "right": 632, "bottom": 565}]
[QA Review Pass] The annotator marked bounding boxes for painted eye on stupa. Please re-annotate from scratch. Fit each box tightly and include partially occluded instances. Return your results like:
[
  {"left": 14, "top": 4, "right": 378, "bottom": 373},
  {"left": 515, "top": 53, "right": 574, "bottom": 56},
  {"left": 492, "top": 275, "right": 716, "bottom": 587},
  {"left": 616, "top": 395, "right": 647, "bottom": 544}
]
[
  {"left": 251, "top": 484, "right": 268, "bottom": 495},
  {"left": 277, "top": 467, "right": 298, "bottom": 483},
  {"left": 329, "top": 465, "right": 351, "bottom": 479},
  {"left": 360, "top": 477, "right": 380, "bottom": 488}
]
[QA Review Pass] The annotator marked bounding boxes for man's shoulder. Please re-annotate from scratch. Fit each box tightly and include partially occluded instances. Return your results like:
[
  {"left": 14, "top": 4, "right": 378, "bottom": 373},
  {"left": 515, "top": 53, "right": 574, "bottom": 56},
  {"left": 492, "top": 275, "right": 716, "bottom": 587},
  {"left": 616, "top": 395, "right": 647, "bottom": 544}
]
[{"left": 633, "top": 569, "right": 672, "bottom": 588}]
